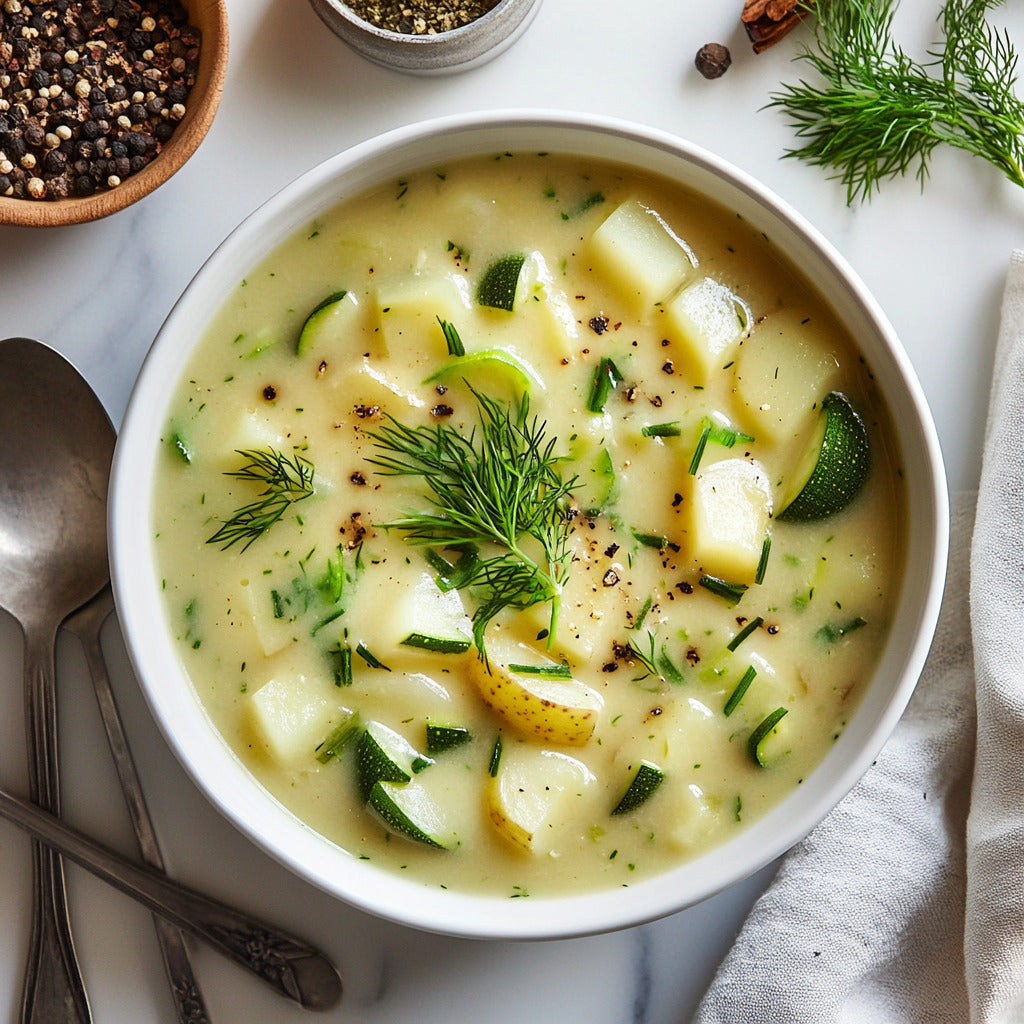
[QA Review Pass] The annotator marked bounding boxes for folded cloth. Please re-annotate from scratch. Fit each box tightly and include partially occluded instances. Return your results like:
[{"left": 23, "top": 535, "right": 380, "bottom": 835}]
[{"left": 694, "top": 250, "right": 1024, "bottom": 1023}]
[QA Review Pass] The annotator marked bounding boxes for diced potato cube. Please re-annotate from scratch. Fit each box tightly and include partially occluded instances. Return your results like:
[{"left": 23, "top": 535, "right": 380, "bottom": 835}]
[
  {"left": 662, "top": 277, "right": 751, "bottom": 383},
  {"left": 588, "top": 199, "right": 695, "bottom": 310},
  {"left": 487, "top": 745, "right": 596, "bottom": 854},
  {"left": 240, "top": 578, "right": 300, "bottom": 657},
  {"left": 664, "top": 781, "right": 720, "bottom": 851},
  {"left": 216, "top": 409, "right": 288, "bottom": 470},
  {"left": 344, "top": 564, "right": 473, "bottom": 668},
  {"left": 732, "top": 319, "right": 841, "bottom": 443},
  {"left": 248, "top": 674, "right": 348, "bottom": 767},
  {"left": 374, "top": 271, "right": 472, "bottom": 356},
  {"left": 684, "top": 456, "right": 772, "bottom": 582}
]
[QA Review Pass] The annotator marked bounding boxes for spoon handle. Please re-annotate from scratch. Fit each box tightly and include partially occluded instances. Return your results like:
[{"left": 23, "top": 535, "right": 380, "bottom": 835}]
[
  {"left": 21, "top": 626, "right": 92, "bottom": 1024},
  {"left": 0, "top": 779, "right": 343, "bottom": 1011},
  {"left": 66, "top": 586, "right": 212, "bottom": 1024}
]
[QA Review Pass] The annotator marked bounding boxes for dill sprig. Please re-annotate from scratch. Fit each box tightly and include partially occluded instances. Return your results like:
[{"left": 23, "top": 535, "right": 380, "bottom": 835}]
[
  {"left": 366, "top": 389, "right": 577, "bottom": 660},
  {"left": 769, "top": 0, "right": 1024, "bottom": 203},
  {"left": 207, "top": 447, "right": 315, "bottom": 551}
]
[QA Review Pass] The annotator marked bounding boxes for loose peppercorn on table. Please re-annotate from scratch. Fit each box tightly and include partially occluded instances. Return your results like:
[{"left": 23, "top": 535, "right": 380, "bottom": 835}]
[{"left": 0, "top": 0, "right": 1017, "bottom": 1021}]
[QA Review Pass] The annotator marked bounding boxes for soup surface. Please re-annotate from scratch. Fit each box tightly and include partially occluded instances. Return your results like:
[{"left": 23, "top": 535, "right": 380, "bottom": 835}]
[{"left": 153, "top": 152, "right": 904, "bottom": 896}]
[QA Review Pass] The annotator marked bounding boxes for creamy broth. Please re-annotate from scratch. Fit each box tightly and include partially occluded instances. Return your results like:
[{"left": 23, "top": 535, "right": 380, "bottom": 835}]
[{"left": 153, "top": 153, "right": 904, "bottom": 896}]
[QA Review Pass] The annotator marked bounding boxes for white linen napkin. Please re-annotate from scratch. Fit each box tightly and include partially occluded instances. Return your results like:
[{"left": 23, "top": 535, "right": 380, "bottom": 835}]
[{"left": 693, "top": 251, "right": 1024, "bottom": 1024}]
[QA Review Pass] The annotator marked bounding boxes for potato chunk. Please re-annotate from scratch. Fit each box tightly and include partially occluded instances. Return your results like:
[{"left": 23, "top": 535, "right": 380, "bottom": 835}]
[
  {"left": 588, "top": 199, "right": 695, "bottom": 310},
  {"left": 662, "top": 276, "right": 751, "bottom": 383},
  {"left": 374, "top": 270, "right": 471, "bottom": 355},
  {"left": 733, "top": 320, "right": 841, "bottom": 443},
  {"left": 684, "top": 456, "right": 772, "bottom": 582},
  {"left": 487, "top": 746, "right": 596, "bottom": 854},
  {"left": 248, "top": 674, "right": 348, "bottom": 767},
  {"left": 468, "top": 659, "right": 603, "bottom": 745}
]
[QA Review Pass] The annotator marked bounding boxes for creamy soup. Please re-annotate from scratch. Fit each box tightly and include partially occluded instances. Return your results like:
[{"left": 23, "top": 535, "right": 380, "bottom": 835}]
[{"left": 153, "top": 153, "right": 904, "bottom": 897}]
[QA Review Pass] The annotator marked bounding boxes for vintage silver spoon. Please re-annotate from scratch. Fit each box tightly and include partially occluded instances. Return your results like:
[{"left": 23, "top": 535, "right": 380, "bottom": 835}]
[
  {"left": 0, "top": 336, "right": 111, "bottom": 1023},
  {"left": 64, "top": 584, "right": 212, "bottom": 1024},
  {"left": 0, "top": 779, "right": 343, "bottom": 1010}
]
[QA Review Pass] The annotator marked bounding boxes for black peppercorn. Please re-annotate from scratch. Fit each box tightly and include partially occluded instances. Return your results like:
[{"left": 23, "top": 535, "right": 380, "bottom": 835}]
[
  {"left": 42, "top": 149, "right": 67, "bottom": 174},
  {"left": 695, "top": 42, "right": 732, "bottom": 79},
  {"left": 74, "top": 173, "right": 96, "bottom": 196}
]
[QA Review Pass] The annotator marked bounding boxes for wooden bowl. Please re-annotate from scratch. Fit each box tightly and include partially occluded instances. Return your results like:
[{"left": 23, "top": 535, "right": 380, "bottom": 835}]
[{"left": 0, "top": 0, "right": 228, "bottom": 228}]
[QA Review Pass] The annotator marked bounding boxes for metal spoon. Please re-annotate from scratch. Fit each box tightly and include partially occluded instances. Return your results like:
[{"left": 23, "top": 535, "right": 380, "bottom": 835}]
[
  {"left": 0, "top": 336, "right": 111, "bottom": 1024},
  {"left": 0, "top": 779, "right": 343, "bottom": 1010},
  {"left": 64, "top": 585, "right": 212, "bottom": 1024}
]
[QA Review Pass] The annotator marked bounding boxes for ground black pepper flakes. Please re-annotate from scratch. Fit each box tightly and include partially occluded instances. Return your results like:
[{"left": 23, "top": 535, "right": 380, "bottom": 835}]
[
  {"left": 345, "top": 0, "right": 500, "bottom": 34},
  {"left": 0, "top": 0, "right": 201, "bottom": 201}
]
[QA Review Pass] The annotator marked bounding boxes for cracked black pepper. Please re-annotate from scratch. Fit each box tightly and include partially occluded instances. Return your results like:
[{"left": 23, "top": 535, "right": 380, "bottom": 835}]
[
  {"left": 345, "top": 0, "right": 500, "bottom": 34},
  {"left": 0, "top": 0, "right": 201, "bottom": 201}
]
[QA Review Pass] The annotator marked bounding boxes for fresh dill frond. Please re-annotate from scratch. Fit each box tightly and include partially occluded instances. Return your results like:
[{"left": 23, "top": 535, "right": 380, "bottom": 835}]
[
  {"left": 366, "top": 389, "right": 577, "bottom": 661},
  {"left": 769, "top": 0, "right": 1024, "bottom": 203},
  {"left": 207, "top": 447, "right": 315, "bottom": 551}
]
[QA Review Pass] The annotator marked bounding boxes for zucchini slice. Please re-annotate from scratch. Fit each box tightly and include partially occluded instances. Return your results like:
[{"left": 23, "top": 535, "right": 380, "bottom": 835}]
[{"left": 777, "top": 392, "right": 870, "bottom": 522}]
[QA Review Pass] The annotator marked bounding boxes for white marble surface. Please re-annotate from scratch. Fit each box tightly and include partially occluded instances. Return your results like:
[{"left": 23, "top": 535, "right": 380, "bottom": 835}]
[{"left": 1, "top": 0, "right": 1022, "bottom": 1020}]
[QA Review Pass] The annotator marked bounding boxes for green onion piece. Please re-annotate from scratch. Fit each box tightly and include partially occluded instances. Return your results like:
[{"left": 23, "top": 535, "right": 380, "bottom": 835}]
[
  {"left": 706, "top": 419, "right": 755, "bottom": 447},
  {"left": 328, "top": 639, "right": 353, "bottom": 686},
  {"left": 689, "top": 421, "right": 712, "bottom": 475},
  {"left": 488, "top": 735, "right": 503, "bottom": 777},
  {"left": 723, "top": 665, "right": 758, "bottom": 717},
  {"left": 314, "top": 711, "right": 361, "bottom": 763},
  {"left": 169, "top": 431, "right": 192, "bottom": 464},
  {"left": 641, "top": 422, "right": 682, "bottom": 438},
  {"left": 755, "top": 534, "right": 771, "bottom": 585},
  {"left": 400, "top": 632, "right": 472, "bottom": 654},
  {"left": 587, "top": 357, "right": 623, "bottom": 413},
  {"left": 324, "top": 547, "right": 345, "bottom": 602},
  {"left": 816, "top": 616, "right": 867, "bottom": 644},
  {"left": 699, "top": 575, "right": 748, "bottom": 606},
  {"left": 727, "top": 616, "right": 764, "bottom": 652},
  {"left": 508, "top": 662, "right": 572, "bottom": 679},
  {"left": 270, "top": 589, "right": 285, "bottom": 620},
  {"left": 355, "top": 643, "right": 391, "bottom": 671},
  {"left": 437, "top": 317, "right": 465, "bottom": 357},
  {"left": 657, "top": 648, "right": 685, "bottom": 685},
  {"left": 633, "top": 595, "right": 653, "bottom": 631},
  {"left": 425, "top": 544, "right": 479, "bottom": 592},
  {"left": 311, "top": 605, "right": 346, "bottom": 637},
  {"left": 748, "top": 707, "right": 789, "bottom": 766},
  {"left": 631, "top": 528, "right": 679, "bottom": 551}
]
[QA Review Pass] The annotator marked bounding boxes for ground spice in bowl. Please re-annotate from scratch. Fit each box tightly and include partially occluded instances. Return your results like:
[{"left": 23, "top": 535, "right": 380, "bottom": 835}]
[
  {"left": 0, "top": 0, "right": 201, "bottom": 202},
  {"left": 345, "top": 0, "right": 500, "bottom": 34}
]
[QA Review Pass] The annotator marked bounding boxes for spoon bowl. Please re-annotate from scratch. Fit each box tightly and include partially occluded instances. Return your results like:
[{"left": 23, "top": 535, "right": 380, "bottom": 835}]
[{"left": 0, "top": 337, "right": 114, "bottom": 1022}]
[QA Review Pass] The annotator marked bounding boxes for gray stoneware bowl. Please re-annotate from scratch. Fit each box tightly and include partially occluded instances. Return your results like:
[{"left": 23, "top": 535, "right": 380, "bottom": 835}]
[{"left": 308, "top": 0, "right": 542, "bottom": 74}]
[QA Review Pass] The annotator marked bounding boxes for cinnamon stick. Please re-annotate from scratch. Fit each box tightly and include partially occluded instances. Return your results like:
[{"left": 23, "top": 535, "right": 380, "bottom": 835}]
[{"left": 741, "top": 0, "right": 814, "bottom": 52}]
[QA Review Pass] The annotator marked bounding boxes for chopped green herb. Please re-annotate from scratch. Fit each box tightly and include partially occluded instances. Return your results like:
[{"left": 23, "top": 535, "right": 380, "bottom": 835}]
[
  {"left": 437, "top": 317, "right": 466, "bottom": 357},
  {"left": 355, "top": 643, "right": 391, "bottom": 671},
  {"left": 748, "top": 707, "right": 789, "bottom": 766},
  {"left": 207, "top": 448, "right": 315, "bottom": 551},
  {"left": 727, "top": 616, "right": 764, "bottom": 652},
  {"left": 723, "top": 665, "right": 758, "bottom": 716},
  {"left": 587, "top": 357, "right": 623, "bottom": 413},
  {"left": 699, "top": 575, "right": 748, "bottom": 606}
]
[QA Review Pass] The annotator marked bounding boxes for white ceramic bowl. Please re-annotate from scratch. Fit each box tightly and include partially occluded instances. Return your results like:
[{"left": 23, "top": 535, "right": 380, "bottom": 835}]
[{"left": 110, "top": 110, "right": 948, "bottom": 940}]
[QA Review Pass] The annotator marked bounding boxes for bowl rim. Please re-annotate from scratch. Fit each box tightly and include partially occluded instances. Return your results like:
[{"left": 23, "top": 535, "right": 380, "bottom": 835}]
[
  {"left": 0, "top": 0, "right": 229, "bottom": 228},
  {"left": 110, "top": 108, "right": 949, "bottom": 940}
]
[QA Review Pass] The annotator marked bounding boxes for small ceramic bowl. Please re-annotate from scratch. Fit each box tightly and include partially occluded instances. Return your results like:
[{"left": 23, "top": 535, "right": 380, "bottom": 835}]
[
  {"left": 0, "top": 0, "right": 228, "bottom": 228},
  {"left": 110, "top": 110, "right": 949, "bottom": 940},
  {"left": 308, "top": 0, "right": 542, "bottom": 74}
]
